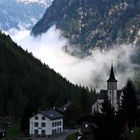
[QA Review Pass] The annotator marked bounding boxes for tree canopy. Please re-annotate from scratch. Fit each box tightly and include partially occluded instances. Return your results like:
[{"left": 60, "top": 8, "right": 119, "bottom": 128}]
[
  {"left": 92, "top": 95, "right": 122, "bottom": 140},
  {"left": 120, "top": 79, "right": 138, "bottom": 130},
  {"left": 0, "top": 32, "right": 95, "bottom": 129}
]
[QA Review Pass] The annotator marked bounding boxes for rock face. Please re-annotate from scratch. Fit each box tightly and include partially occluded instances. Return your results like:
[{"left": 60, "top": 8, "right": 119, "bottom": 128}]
[
  {"left": 32, "top": 0, "right": 140, "bottom": 54},
  {"left": 0, "top": 0, "right": 53, "bottom": 30}
]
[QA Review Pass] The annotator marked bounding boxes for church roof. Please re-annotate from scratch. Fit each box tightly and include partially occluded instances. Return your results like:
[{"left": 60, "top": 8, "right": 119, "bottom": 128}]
[
  {"left": 107, "top": 65, "right": 117, "bottom": 82},
  {"left": 97, "top": 89, "right": 122, "bottom": 100},
  {"left": 97, "top": 90, "right": 107, "bottom": 99}
]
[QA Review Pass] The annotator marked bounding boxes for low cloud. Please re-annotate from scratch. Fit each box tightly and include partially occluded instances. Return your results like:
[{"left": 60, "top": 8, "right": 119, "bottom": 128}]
[{"left": 8, "top": 26, "right": 138, "bottom": 91}]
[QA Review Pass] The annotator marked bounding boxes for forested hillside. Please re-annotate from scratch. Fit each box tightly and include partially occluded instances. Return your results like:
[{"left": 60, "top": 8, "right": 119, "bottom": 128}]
[
  {"left": 32, "top": 0, "right": 140, "bottom": 54},
  {"left": 0, "top": 32, "right": 95, "bottom": 121}
]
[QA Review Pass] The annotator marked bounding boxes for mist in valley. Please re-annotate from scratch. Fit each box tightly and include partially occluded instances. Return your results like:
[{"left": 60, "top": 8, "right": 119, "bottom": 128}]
[{"left": 7, "top": 26, "right": 138, "bottom": 91}]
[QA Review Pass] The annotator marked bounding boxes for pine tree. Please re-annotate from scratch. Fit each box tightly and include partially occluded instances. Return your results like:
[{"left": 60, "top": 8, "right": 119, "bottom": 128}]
[
  {"left": 93, "top": 95, "right": 122, "bottom": 140},
  {"left": 101, "top": 94, "right": 114, "bottom": 116},
  {"left": 64, "top": 101, "right": 82, "bottom": 127},
  {"left": 120, "top": 79, "right": 138, "bottom": 131},
  {"left": 20, "top": 100, "right": 38, "bottom": 134},
  {"left": 80, "top": 89, "right": 90, "bottom": 115}
]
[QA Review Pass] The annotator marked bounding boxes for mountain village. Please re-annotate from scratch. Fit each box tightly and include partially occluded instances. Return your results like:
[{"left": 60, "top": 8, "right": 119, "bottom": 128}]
[{"left": 0, "top": 0, "right": 140, "bottom": 140}]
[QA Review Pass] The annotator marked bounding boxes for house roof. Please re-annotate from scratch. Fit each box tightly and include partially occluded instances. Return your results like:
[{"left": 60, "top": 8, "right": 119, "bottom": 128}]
[
  {"left": 56, "top": 100, "right": 71, "bottom": 114},
  {"left": 80, "top": 122, "right": 98, "bottom": 135},
  {"left": 0, "top": 128, "right": 6, "bottom": 133},
  {"left": 40, "top": 110, "right": 63, "bottom": 120},
  {"left": 64, "top": 100, "right": 71, "bottom": 109},
  {"left": 56, "top": 107, "right": 65, "bottom": 114}
]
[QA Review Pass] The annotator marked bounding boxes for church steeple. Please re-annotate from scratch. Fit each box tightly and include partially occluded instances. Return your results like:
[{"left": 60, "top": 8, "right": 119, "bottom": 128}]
[
  {"left": 106, "top": 62, "right": 119, "bottom": 112},
  {"left": 107, "top": 62, "right": 117, "bottom": 90},
  {"left": 107, "top": 62, "right": 117, "bottom": 83}
]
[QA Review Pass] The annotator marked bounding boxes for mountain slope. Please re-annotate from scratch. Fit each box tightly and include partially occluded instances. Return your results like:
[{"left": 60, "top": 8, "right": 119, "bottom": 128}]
[
  {"left": 0, "top": 31, "right": 94, "bottom": 119},
  {"left": 32, "top": 0, "right": 140, "bottom": 54},
  {"left": 0, "top": 0, "right": 52, "bottom": 31}
]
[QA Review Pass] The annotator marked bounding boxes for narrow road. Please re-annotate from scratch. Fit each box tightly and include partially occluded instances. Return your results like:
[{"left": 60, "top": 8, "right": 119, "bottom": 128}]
[
  {"left": 20, "top": 129, "right": 78, "bottom": 140},
  {"left": 46, "top": 129, "right": 77, "bottom": 140}
]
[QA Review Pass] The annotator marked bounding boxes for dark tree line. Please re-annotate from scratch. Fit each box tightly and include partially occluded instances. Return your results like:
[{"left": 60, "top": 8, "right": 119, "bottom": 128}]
[
  {"left": 120, "top": 79, "right": 138, "bottom": 131},
  {"left": 91, "top": 79, "right": 139, "bottom": 140},
  {"left": 0, "top": 32, "right": 95, "bottom": 132}
]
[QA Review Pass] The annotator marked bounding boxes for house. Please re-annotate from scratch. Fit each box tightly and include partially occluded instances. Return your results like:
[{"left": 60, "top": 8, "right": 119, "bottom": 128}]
[
  {"left": 92, "top": 64, "right": 123, "bottom": 114},
  {"left": 77, "top": 122, "right": 90, "bottom": 140},
  {"left": 56, "top": 100, "right": 71, "bottom": 114},
  {"left": 0, "top": 128, "right": 6, "bottom": 138},
  {"left": 77, "top": 121, "right": 97, "bottom": 140},
  {"left": 29, "top": 109, "right": 63, "bottom": 136}
]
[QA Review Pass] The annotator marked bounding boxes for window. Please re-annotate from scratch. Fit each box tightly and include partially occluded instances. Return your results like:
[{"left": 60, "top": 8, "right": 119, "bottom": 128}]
[
  {"left": 35, "top": 116, "right": 38, "bottom": 120},
  {"left": 34, "top": 129, "right": 38, "bottom": 135},
  {"left": 52, "top": 122, "right": 54, "bottom": 127},
  {"left": 42, "top": 116, "right": 45, "bottom": 120},
  {"left": 41, "top": 130, "right": 46, "bottom": 135},
  {"left": 52, "top": 129, "right": 56, "bottom": 133},
  {"left": 34, "top": 122, "right": 38, "bottom": 127},
  {"left": 59, "top": 121, "right": 61, "bottom": 126},
  {"left": 57, "top": 121, "right": 59, "bottom": 126},
  {"left": 41, "top": 122, "right": 46, "bottom": 127}
]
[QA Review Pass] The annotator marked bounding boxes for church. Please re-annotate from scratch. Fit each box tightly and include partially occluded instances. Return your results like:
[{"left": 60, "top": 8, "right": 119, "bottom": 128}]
[{"left": 92, "top": 64, "right": 123, "bottom": 114}]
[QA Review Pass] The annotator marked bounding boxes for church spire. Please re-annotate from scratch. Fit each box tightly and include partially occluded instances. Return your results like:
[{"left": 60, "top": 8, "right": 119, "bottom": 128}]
[{"left": 107, "top": 61, "right": 117, "bottom": 82}]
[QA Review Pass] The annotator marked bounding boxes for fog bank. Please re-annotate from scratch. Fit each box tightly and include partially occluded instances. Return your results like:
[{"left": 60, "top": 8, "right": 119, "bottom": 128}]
[{"left": 8, "top": 26, "right": 138, "bottom": 91}]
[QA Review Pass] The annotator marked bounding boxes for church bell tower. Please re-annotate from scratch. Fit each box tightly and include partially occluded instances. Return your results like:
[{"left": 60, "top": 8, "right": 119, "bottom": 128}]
[
  {"left": 107, "top": 63, "right": 117, "bottom": 90},
  {"left": 107, "top": 63, "right": 118, "bottom": 111}
]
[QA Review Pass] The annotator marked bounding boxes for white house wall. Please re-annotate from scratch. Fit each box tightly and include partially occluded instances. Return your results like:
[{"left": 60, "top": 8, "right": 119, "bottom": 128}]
[
  {"left": 52, "top": 118, "right": 63, "bottom": 133},
  {"left": 30, "top": 113, "right": 52, "bottom": 135},
  {"left": 29, "top": 113, "right": 63, "bottom": 136}
]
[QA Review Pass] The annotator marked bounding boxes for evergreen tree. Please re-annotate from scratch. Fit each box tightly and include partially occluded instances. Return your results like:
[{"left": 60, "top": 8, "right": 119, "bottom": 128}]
[
  {"left": 120, "top": 79, "right": 138, "bottom": 131},
  {"left": 80, "top": 89, "right": 91, "bottom": 115},
  {"left": 101, "top": 95, "right": 114, "bottom": 116},
  {"left": 20, "top": 100, "right": 38, "bottom": 134},
  {"left": 93, "top": 95, "right": 122, "bottom": 140},
  {"left": 0, "top": 32, "right": 93, "bottom": 125},
  {"left": 64, "top": 101, "right": 82, "bottom": 128}
]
